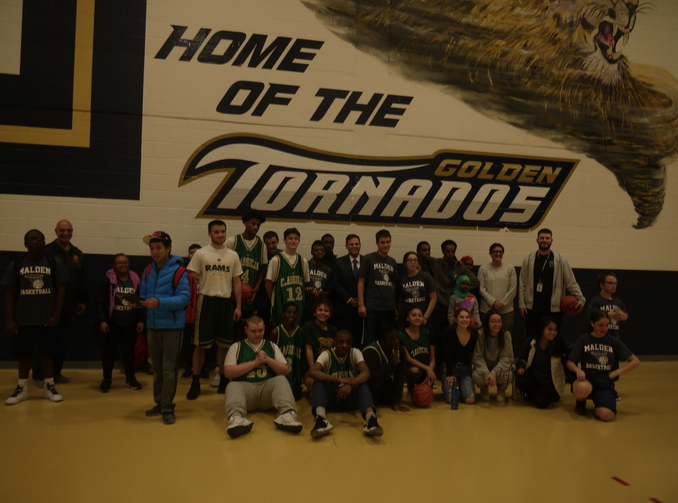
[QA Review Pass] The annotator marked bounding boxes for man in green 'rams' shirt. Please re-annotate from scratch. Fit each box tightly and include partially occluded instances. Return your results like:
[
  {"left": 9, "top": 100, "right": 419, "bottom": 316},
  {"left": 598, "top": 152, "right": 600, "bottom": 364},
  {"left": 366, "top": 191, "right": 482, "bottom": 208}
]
[{"left": 223, "top": 316, "right": 303, "bottom": 439}]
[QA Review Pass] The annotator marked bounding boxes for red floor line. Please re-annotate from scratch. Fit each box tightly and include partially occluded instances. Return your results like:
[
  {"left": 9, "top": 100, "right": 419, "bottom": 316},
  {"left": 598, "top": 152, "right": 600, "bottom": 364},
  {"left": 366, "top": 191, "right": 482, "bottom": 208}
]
[
  {"left": 648, "top": 498, "right": 662, "bottom": 503},
  {"left": 611, "top": 477, "right": 630, "bottom": 486}
]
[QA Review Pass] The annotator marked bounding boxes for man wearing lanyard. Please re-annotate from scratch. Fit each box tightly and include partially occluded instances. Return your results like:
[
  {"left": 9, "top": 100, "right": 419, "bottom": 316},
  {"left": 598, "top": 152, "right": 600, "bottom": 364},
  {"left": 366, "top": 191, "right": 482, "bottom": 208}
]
[{"left": 519, "top": 229, "right": 585, "bottom": 338}]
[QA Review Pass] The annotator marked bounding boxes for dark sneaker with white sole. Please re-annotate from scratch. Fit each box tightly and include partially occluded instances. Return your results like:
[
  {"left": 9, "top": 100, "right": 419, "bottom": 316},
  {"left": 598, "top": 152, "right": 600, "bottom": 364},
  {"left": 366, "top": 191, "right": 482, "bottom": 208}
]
[
  {"left": 362, "top": 416, "right": 383, "bottom": 437},
  {"left": 310, "top": 416, "right": 334, "bottom": 439}
]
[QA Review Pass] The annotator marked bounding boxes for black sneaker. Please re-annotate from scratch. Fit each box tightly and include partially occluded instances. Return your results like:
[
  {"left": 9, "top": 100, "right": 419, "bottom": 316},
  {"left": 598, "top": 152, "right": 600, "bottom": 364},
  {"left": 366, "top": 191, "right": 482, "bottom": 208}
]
[
  {"left": 310, "top": 416, "right": 334, "bottom": 439},
  {"left": 362, "top": 416, "right": 383, "bottom": 437},
  {"left": 187, "top": 380, "right": 201, "bottom": 400},
  {"left": 162, "top": 412, "right": 176, "bottom": 425},
  {"left": 574, "top": 400, "right": 587, "bottom": 416},
  {"left": 100, "top": 379, "right": 112, "bottom": 393},
  {"left": 145, "top": 405, "right": 162, "bottom": 417},
  {"left": 125, "top": 379, "right": 142, "bottom": 390},
  {"left": 181, "top": 367, "right": 192, "bottom": 379},
  {"left": 217, "top": 375, "right": 228, "bottom": 394}
]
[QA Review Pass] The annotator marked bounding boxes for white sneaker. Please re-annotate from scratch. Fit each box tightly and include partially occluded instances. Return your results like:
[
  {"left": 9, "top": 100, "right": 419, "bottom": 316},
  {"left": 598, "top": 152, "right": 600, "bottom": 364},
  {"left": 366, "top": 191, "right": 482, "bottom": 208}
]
[
  {"left": 43, "top": 383, "right": 63, "bottom": 402},
  {"left": 6, "top": 385, "right": 29, "bottom": 405},
  {"left": 496, "top": 389, "right": 506, "bottom": 403},
  {"left": 274, "top": 410, "right": 303, "bottom": 434},
  {"left": 227, "top": 415, "right": 253, "bottom": 438},
  {"left": 210, "top": 367, "right": 221, "bottom": 388}
]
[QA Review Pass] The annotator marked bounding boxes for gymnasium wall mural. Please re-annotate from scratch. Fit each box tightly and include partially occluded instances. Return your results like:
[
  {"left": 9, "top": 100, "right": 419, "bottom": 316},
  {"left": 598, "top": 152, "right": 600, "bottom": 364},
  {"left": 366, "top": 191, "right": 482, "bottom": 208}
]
[
  {"left": 299, "top": 0, "right": 678, "bottom": 229},
  {"left": 1, "top": 0, "right": 677, "bottom": 262}
]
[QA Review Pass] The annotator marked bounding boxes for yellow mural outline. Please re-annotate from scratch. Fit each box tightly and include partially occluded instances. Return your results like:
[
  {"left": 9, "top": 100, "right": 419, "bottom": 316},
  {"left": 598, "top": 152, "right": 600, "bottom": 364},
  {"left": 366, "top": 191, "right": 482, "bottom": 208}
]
[{"left": 0, "top": 0, "right": 93, "bottom": 148}]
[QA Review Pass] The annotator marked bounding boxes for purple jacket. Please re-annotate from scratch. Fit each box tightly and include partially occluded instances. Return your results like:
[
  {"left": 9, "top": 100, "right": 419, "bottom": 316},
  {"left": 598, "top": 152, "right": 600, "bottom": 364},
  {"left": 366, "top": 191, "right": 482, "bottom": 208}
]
[{"left": 96, "top": 269, "right": 141, "bottom": 323}]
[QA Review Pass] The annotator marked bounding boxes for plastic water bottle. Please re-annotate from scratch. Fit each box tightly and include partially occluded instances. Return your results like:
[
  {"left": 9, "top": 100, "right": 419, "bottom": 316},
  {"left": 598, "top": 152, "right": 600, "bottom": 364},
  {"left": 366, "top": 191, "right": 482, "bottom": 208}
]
[{"left": 451, "top": 383, "right": 459, "bottom": 410}]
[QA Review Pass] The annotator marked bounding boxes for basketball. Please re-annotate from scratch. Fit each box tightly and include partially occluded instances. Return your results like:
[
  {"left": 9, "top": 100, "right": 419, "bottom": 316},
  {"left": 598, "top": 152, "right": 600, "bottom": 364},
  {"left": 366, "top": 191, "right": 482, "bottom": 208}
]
[
  {"left": 411, "top": 383, "right": 434, "bottom": 408},
  {"left": 241, "top": 283, "right": 254, "bottom": 304},
  {"left": 560, "top": 295, "right": 579, "bottom": 315}
]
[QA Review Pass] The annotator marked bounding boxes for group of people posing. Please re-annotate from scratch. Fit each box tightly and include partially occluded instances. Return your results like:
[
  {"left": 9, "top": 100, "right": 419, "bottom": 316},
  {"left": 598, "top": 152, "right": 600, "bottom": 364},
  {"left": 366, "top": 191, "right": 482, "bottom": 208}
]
[{"left": 3, "top": 216, "right": 639, "bottom": 436}]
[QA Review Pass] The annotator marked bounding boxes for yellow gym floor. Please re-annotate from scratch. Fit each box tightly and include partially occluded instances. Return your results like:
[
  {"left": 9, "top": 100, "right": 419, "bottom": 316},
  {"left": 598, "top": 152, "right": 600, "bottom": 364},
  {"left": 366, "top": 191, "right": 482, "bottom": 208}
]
[{"left": 1, "top": 362, "right": 676, "bottom": 503}]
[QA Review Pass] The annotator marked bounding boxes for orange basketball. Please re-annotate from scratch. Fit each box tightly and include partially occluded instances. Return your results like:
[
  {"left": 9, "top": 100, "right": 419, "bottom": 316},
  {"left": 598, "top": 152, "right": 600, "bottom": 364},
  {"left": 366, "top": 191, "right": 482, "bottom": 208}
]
[
  {"left": 560, "top": 295, "right": 579, "bottom": 315},
  {"left": 411, "top": 383, "right": 434, "bottom": 408},
  {"left": 241, "top": 283, "right": 254, "bottom": 304}
]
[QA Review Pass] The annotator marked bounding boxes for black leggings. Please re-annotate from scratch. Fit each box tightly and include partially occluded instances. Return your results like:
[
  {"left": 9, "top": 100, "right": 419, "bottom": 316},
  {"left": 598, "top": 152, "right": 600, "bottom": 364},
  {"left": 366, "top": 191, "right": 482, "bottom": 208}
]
[
  {"left": 102, "top": 324, "right": 137, "bottom": 380},
  {"left": 406, "top": 367, "right": 428, "bottom": 392},
  {"left": 515, "top": 371, "right": 560, "bottom": 409}
]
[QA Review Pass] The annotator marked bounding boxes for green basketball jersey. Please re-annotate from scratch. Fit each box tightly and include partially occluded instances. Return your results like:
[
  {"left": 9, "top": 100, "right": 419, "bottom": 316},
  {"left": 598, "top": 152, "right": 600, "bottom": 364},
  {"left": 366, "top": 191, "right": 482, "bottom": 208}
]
[
  {"left": 272, "top": 254, "right": 305, "bottom": 327},
  {"left": 398, "top": 328, "right": 431, "bottom": 365},
  {"left": 276, "top": 324, "right": 302, "bottom": 396},
  {"left": 233, "top": 340, "right": 277, "bottom": 383},
  {"left": 327, "top": 348, "right": 359, "bottom": 391},
  {"left": 363, "top": 341, "right": 389, "bottom": 373},
  {"left": 234, "top": 234, "right": 263, "bottom": 311}
]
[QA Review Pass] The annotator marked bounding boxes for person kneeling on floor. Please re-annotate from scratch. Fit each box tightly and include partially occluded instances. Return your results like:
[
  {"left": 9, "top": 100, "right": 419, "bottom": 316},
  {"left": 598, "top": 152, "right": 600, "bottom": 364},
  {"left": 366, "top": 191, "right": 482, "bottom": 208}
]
[
  {"left": 307, "top": 330, "right": 383, "bottom": 439},
  {"left": 224, "top": 316, "right": 303, "bottom": 438}
]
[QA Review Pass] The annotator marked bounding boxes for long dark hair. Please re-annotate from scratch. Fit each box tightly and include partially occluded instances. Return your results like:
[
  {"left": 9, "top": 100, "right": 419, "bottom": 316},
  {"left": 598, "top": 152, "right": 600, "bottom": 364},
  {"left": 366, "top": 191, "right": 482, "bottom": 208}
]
[
  {"left": 400, "top": 304, "right": 424, "bottom": 331},
  {"left": 483, "top": 308, "right": 506, "bottom": 351},
  {"left": 535, "top": 316, "right": 566, "bottom": 356}
]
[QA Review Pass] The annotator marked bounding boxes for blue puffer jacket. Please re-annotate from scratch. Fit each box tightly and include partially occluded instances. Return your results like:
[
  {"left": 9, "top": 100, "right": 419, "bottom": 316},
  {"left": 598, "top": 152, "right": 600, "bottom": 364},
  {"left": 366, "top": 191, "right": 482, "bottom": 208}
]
[{"left": 141, "top": 255, "right": 190, "bottom": 330}]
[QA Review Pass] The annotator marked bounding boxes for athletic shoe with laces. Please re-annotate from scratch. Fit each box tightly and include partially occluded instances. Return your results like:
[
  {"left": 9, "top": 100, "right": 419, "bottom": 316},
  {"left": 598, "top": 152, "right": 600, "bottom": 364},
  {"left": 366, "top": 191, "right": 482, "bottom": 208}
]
[
  {"left": 227, "top": 415, "right": 253, "bottom": 438},
  {"left": 162, "top": 412, "right": 176, "bottom": 425},
  {"left": 496, "top": 389, "right": 506, "bottom": 403},
  {"left": 125, "top": 379, "right": 142, "bottom": 390},
  {"left": 363, "top": 415, "right": 383, "bottom": 437},
  {"left": 145, "top": 405, "right": 162, "bottom": 417},
  {"left": 274, "top": 411, "right": 303, "bottom": 434},
  {"left": 310, "top": 416, "right": 333, "bottom": 439},
  {"left": 43, "top": 383, "right": 63, "bottom": 402},
  {"left": 217, "top": 375, "right": 228, "bottom": 394},
  {"left": 210, "top": 367, "right": 221, "bottom": 388},
  {"left": 187, "top": 380, "right": 201, "bottom": 400},
  {"left": 5, "top": 385, "right": 29, "bottom": 405},
  {"left": 100, "top": 379, "right": 112, "bottom": 393},
  {"left": 513, "top": 386, "right": 525, "bottom": 402}
]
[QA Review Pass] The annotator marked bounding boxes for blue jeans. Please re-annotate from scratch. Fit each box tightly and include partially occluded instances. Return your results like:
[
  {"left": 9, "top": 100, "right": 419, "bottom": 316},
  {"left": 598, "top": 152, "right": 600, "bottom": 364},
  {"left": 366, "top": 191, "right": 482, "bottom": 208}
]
[
  {"left": 312, "top": 381, "right": 375, "bottom": 418},
  {"left": 441, "top": 363, "right": 475, "bottom": 403}
]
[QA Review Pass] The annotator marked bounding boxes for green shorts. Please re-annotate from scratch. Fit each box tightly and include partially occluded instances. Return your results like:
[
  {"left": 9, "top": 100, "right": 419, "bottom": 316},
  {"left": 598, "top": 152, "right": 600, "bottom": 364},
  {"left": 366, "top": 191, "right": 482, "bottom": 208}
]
[{"left": 193, "top": 295, "right": 234, "bottom": 349}]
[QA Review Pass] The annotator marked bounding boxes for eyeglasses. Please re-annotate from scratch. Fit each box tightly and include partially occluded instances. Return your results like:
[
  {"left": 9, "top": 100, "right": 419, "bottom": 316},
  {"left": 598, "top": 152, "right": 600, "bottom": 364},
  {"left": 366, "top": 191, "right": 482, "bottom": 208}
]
[
  {"left": 406, "top": 258, "right": 419, "bottom": 263},
  {"left": 491, "top": 250, "right": 504, "bottom": 254}
]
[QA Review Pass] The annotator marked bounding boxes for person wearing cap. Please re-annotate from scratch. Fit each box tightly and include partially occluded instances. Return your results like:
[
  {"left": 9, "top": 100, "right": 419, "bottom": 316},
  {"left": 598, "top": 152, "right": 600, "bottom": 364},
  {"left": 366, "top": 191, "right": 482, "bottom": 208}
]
[
  {"left": 186, "top": 220, "right": 243, "bottom": 399},
  {"left": 140, "top": 231, "right": 190, "bottom": 425}
]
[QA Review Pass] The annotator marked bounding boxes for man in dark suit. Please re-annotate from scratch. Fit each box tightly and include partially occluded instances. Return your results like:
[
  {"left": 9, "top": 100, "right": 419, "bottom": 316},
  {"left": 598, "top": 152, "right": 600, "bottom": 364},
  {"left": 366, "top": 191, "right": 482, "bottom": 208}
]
[{"left": 332, "top": 234, "right": 364, "bottom": 347}]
